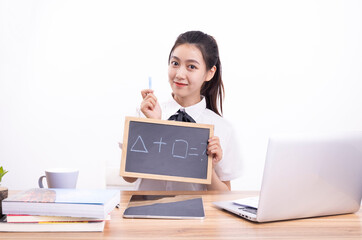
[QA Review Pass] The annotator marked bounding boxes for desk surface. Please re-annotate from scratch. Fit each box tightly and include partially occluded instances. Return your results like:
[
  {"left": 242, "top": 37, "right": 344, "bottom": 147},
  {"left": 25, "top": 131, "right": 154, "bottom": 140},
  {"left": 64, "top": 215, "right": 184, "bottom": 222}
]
[{"left": 1, "top": 190, "right": 361, "bottom": 239}]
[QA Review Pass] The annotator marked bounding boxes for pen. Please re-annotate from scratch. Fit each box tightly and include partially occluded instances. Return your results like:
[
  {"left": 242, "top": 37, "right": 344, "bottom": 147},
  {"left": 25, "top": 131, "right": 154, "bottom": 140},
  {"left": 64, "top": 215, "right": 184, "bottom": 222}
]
[{"left": 148, "top": 76, "right": 152, "bottom": 90}]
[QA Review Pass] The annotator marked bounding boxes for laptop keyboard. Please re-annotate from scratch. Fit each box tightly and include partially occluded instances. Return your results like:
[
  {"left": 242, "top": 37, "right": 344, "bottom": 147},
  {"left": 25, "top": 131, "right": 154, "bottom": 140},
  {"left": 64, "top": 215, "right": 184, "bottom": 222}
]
[{"left": 239, "top": 206, "right": 258, "bottom": 215}]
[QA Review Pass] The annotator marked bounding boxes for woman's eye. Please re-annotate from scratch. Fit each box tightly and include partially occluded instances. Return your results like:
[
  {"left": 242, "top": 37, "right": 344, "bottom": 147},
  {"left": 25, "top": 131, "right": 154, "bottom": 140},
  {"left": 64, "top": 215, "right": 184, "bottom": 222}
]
[
  {"left": 171, "top": 61, "right": 179, "bottom": 66},
  {"left": 189, "top": 65, "right": 196, "bottom": 69}
]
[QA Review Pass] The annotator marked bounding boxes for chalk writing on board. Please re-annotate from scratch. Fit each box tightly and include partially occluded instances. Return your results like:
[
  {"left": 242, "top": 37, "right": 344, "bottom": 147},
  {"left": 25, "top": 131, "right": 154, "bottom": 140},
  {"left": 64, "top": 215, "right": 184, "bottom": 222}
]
[
  {"left": 189, "top": 148, "right": 199, "bottom": 156},
  {"left": 201, "top": 143, "right": 207, "bottom": 156},
  {"left": 129, "top": 135, "right": 207, "bottom": 161},
  {"left": 130, "top": 135, "right": 149, "bottom": 153},
  {"left": 172, "top": 139, "right": 189, "bottom": 159},
  {"left": 153, "top": 137, "right": 167, "bottom": 153}
]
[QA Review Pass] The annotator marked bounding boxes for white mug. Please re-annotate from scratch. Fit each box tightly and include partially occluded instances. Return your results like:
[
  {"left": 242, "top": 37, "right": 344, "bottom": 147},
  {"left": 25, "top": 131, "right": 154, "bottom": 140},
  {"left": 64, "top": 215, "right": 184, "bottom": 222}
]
[{"left": 38, "top": 168, "right": 79, "bottom": 188}]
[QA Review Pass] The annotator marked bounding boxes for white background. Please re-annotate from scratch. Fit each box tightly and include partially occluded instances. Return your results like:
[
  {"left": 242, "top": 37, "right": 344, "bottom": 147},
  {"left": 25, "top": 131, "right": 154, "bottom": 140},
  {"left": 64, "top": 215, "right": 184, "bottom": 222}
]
[{"left": 1, "top": 0, "right": 361, "bottom": 190}]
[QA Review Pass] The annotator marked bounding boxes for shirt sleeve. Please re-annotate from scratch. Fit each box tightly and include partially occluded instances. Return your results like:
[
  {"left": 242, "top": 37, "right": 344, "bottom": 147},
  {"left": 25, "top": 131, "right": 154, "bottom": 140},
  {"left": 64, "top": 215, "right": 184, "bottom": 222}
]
[
  {"left": 135, "top": 106, "right": 146, "bottom": 118},
  {"left": 214, "top": 123, "right": 243, "bottom": 182}
]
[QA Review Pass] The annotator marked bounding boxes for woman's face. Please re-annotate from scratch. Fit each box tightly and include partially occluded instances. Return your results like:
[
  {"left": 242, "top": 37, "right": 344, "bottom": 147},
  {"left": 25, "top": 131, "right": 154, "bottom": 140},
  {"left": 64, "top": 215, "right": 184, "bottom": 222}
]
[{"left": 168, "top": 43, "right": 215, "bottom": 107}]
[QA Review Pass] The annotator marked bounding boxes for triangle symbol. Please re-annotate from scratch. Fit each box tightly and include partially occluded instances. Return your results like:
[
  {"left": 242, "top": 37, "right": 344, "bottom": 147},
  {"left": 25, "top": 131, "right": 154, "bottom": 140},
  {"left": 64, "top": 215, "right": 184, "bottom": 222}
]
[{"left": 130, "top": 135, "right": 148, "bottom": 153}]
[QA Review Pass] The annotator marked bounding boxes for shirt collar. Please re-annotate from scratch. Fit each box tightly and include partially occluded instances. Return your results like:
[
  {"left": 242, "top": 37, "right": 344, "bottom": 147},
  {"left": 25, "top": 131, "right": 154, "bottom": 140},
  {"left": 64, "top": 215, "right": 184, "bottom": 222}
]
[{"left": 167, "top": 95, "right": 207, "bottom": 122}]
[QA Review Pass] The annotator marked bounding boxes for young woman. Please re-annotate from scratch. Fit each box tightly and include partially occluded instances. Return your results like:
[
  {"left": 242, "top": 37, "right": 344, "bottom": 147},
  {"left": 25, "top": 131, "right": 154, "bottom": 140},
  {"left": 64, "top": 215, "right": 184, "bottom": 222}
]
[{"left": 123, "top": 31, "right": 242, "bottom": 191}]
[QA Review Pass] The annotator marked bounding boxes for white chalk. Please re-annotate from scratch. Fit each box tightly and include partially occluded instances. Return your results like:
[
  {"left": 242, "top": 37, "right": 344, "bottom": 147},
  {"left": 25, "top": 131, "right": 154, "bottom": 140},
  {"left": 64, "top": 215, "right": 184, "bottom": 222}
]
[{"left": 148, "top": 76, "right": 152, "bottom": 89}]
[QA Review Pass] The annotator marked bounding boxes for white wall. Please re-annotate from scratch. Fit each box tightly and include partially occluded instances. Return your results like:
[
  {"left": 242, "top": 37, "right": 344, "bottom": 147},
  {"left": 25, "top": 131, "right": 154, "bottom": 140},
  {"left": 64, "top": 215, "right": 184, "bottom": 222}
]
[{"left": 1, "top": 0, "right": 361, "bottom": 190}]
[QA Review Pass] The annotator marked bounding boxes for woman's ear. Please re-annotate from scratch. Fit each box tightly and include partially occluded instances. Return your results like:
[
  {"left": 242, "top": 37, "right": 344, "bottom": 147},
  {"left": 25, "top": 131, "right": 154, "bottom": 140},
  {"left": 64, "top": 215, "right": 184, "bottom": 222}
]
[{"left": 206, "top": 66, "right": 217, "bottom": 82}]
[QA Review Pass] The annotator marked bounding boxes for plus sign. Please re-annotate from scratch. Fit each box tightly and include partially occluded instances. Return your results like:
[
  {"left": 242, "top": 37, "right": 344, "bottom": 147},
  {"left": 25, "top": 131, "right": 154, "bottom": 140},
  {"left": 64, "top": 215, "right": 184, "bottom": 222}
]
[{"left": 153, "top": 137, "right": 167, "bottom": 153}]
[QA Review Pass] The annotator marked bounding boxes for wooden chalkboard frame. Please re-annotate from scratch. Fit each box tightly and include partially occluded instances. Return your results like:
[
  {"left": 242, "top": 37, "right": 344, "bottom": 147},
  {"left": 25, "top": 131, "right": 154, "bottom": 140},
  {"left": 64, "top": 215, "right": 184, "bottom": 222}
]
[{"left": 120, "top": 117, "right": 214, "bottom": 184}]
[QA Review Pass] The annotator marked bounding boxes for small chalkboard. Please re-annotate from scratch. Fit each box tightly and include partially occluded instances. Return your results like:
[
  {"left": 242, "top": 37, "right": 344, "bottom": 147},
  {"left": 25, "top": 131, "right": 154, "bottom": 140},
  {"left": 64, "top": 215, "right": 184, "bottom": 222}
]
[{"left": 120, "top": 117, "right": 214, "bottom": 184}]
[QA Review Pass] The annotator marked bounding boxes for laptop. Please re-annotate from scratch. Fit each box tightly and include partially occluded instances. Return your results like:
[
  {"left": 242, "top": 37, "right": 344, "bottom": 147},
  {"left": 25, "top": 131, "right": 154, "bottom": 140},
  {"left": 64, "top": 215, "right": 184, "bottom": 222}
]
[{"left": 213, "top": 132, "right": 362, "bottom": 222}]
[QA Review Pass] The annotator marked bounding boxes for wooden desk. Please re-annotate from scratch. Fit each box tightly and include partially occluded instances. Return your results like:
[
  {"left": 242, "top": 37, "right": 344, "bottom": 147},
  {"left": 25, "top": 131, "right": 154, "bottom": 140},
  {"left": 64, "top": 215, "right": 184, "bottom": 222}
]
[{"left": 1, "top": 191, "right": 361, "bottom": 239}]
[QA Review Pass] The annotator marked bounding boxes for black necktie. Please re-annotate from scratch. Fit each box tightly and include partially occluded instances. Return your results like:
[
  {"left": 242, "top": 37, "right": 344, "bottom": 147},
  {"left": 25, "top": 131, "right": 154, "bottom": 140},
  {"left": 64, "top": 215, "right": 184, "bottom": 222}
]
[{"left": 168, "top": 109, "right": 196, "bottom": 123}]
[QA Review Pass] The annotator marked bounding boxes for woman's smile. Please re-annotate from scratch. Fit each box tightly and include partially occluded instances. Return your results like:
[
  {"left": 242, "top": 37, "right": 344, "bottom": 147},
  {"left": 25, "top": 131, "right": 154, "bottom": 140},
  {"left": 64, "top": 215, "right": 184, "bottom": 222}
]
[{"left": 174, "top": 81, "right": 188, "bottom": 87}]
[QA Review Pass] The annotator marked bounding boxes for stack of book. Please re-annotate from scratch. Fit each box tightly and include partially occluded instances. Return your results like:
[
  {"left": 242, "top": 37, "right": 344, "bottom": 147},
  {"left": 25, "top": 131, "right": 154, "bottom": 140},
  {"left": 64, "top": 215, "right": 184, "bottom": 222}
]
[{"left": 0, "top": 188, "right": 120, "bottom": 232}]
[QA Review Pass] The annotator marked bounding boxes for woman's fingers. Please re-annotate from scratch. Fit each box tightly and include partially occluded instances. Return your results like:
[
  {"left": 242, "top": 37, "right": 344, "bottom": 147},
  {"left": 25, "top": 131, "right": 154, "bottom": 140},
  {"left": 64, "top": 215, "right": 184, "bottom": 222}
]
[
  {"left": 207, "top": 136, "right": 223, "bottom": 164},
  {"left": 141, "top": 89, "right": 154, "bottom": 99}
]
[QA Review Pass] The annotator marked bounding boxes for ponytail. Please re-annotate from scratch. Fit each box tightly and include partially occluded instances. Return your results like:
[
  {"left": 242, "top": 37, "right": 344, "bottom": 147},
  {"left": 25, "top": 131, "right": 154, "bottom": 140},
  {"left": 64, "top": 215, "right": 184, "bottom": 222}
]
[{"left": 200, "top": 57, "right": 224, "bottom": 116}]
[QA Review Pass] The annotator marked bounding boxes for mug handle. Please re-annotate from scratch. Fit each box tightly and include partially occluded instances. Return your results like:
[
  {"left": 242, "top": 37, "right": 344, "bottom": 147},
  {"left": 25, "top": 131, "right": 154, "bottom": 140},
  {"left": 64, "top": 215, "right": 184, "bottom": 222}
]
[{"left": 38, "top": 175, "right": 46, "bottom": 188}]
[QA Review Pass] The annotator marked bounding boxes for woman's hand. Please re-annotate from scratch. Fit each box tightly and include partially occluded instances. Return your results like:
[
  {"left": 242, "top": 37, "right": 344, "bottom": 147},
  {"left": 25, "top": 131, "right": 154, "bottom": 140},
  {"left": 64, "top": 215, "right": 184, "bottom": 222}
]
[
  {"left": 207, "top": 136, "right": 223, "bottom": 166},
  {"left": 140, "top": 89, "right": 161, "bottom": 119},
  {"left": 206, "top": 136, "right": 230, "bottom": 191}
]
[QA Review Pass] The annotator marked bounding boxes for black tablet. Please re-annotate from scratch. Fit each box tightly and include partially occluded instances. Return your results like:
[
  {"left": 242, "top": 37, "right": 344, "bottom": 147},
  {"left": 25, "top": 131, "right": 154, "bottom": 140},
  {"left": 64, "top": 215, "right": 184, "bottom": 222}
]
[{"left": 123, "top": 195, "right": 205, "bottom": 219}]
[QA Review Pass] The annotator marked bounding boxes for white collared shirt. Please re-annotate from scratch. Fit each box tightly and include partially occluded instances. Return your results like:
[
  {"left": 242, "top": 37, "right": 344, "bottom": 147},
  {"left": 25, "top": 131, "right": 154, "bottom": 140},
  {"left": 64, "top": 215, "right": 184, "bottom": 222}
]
[{"left": 134, "top": 96, "right": 242, "bottom": 191}]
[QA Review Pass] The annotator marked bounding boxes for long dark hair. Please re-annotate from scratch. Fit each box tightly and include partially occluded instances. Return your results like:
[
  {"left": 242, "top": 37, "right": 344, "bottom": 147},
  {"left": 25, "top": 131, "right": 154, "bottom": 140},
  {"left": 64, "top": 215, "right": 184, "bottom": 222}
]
[{"left": 168, "top": 31, "right": 225, "bottom": 116}]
